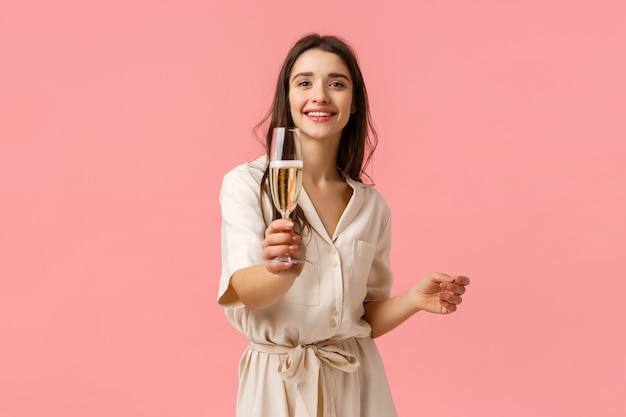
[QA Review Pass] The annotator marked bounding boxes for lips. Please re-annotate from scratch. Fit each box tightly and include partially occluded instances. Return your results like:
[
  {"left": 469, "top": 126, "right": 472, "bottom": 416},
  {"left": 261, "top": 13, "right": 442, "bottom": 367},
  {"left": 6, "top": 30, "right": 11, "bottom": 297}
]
[{"left": 304, "top": 109, "right": 335, "bottom": 122}]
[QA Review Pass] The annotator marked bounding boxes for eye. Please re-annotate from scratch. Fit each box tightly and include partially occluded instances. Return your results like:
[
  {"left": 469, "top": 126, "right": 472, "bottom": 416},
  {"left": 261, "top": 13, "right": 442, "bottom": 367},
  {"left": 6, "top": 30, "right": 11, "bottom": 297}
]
[
  {"left": 297, "top": 80, "right": 311, "bottom": 87},
  {"left": 329, "top": 81, "right": 345, "bottom": 88}
]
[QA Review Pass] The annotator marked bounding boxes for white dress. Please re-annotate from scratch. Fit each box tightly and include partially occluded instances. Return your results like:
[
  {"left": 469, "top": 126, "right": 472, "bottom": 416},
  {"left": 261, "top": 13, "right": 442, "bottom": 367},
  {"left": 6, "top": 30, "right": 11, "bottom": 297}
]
[{"left": 218, "top": 156, "right": 398, "bottom": 417}]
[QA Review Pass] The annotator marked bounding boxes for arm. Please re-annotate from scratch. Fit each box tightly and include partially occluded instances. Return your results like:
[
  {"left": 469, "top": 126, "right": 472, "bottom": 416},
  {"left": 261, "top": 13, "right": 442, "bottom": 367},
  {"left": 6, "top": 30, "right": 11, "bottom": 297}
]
[
  {"left": 218, "top": 167, "right": 304, "bottom": 309},
  {"left": 229, "top": 219, "right": 306, "bottom": 310},
  {"left": 363, "top": 272, "right": 470, "bottom": 338}
]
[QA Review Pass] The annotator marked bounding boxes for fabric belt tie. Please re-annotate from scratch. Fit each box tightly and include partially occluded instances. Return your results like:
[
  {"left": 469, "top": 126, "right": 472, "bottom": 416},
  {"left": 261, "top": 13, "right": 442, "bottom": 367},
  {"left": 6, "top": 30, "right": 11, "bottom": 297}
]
[{"left": 249, "top": 341, "right": 360, "bottom": 417}]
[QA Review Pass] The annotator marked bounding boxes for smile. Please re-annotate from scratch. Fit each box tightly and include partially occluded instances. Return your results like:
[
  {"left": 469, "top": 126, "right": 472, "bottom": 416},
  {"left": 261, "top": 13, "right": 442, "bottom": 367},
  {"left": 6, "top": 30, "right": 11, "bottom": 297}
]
[{"left": 305, "top": 111, "right": 333, "bottom": 117}]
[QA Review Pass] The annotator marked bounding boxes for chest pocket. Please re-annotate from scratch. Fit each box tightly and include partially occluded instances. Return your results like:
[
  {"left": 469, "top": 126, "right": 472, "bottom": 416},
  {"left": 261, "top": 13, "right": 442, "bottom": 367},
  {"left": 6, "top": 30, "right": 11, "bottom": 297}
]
[
  {"left": 282, "top": 237, "right": 320, "bottom": 306},
  {"left": 350, "top": 240, "right": 376, "bottom": 308}
]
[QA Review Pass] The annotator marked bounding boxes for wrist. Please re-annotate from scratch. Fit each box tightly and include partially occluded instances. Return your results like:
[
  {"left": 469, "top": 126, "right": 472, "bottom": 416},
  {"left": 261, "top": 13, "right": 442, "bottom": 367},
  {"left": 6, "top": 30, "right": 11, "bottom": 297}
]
[{"left": 408, "top": 284, "right": 425, "bottom": 312}]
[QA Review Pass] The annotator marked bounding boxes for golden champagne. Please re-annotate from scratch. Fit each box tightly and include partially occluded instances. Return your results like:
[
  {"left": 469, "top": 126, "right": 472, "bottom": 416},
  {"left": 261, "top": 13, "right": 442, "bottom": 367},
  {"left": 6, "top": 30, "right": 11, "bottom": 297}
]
[{"left": 269, "top": 160, "right": 303, "bottom": 217}]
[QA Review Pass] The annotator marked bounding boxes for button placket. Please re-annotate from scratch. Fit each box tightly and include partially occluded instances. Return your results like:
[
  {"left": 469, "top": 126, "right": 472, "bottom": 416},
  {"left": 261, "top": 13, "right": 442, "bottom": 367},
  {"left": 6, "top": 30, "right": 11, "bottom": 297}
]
[{"left": 327, "top": 242, "right": 342, "bottom": 329}]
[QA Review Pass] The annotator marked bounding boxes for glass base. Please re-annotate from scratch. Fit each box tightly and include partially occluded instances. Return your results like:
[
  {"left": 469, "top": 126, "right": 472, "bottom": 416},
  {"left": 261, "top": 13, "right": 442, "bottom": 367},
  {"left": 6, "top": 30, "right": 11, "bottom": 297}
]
[{"left": 268, "top": 255, "right": 304, "bottom": 264}]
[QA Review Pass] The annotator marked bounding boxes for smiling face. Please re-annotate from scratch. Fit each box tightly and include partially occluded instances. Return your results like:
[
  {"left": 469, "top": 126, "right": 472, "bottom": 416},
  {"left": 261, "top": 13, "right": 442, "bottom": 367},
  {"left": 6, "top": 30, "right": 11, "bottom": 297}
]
[{"left": 288, "top": 48, "right": 355, "bottom": 145}]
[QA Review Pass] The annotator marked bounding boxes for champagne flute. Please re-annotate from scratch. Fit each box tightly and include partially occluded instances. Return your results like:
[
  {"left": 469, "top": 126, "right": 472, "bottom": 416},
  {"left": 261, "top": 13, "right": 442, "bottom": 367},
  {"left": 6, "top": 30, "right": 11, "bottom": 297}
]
[{"left": 268, "top": 127, "right": 304, "bottom": 264}]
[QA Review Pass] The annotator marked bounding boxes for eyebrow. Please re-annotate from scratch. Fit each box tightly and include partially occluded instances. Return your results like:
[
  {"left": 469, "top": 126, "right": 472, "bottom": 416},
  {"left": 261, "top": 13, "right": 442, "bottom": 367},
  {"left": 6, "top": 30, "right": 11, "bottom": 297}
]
[{"left": 291, "top": 71, "right": 351, "bottom": 82}]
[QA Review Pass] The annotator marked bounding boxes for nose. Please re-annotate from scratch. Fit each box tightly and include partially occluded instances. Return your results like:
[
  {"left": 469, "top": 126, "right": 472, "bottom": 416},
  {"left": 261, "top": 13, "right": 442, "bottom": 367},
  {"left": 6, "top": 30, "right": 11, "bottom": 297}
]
[{"left": 311, "top": 84, "right": 329, "bottom": 103}]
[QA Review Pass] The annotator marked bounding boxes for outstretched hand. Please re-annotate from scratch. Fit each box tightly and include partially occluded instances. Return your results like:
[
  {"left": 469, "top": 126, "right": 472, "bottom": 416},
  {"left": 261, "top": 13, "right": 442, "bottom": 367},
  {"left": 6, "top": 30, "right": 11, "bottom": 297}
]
[
  {"left": 411, "top": 272, "right": 470, "bottom": 314},
  {"left": 261, "top": 219, "right": 306, "bottom": 277}
]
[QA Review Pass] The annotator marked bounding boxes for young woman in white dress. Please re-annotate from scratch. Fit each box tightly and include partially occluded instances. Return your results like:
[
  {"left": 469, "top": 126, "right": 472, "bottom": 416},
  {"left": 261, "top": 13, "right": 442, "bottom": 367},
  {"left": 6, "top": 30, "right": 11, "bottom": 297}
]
[{"left": 218, "top": 33, "right": 470, "bottom": 417}]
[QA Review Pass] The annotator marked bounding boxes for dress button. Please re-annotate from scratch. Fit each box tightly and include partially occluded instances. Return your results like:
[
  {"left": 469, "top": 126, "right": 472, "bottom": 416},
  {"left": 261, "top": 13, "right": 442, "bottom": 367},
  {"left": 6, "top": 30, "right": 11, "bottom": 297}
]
[
  {"left": 330, "top": 319, "right": 337, "bottom": 328},
  {"left": 331, "top": 308, "right": 338, "bottom": 316},
  {"left": 331, "top": 248, "right": 337, "bottom": 256},
  {"left": 332, "top": 260, "right": 337, "bottom": 267}
]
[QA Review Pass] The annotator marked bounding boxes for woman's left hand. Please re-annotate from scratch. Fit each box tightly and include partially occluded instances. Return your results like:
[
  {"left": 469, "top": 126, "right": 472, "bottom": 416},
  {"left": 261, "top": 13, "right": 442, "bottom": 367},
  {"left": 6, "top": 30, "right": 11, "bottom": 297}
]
[{"left": 410, "top": 272, "right": 470, "bottom": 314}]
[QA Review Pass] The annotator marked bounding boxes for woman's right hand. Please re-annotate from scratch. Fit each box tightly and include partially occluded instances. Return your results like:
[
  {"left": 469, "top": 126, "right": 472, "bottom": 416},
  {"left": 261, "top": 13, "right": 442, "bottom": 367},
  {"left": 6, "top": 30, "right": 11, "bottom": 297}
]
[{"left": 262, "top": 219, "right": 306, "bottom": 277}]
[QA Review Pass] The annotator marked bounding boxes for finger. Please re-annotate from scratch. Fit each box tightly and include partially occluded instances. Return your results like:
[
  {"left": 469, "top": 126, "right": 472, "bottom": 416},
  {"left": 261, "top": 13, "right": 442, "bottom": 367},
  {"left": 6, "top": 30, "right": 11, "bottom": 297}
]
[
  {"left": 440, "top": 300, "right": 457, "bottom": 314},
  {"left": 262, "top": 232, "right": 300, "bottom": 249},
  {"left": 428, "top": 271, "right": 453, "bottom": 284},
  {"left": 454, "top": 275, "right": 470, "bottom": 286},
  {"left": 263, "top": 242, "right": 300, "bottom": 259},
  {"left": 439, "top": 292, "right": 463, "bottom": 305},
  {"left": 266, "top": 232, "right": 300, "bottom": 245},
  {"left": 440, "top": 282, "right": 466, "bottom": 295},
  {"left": 265, "top": 219, "right": 295, "bottom": 237}
]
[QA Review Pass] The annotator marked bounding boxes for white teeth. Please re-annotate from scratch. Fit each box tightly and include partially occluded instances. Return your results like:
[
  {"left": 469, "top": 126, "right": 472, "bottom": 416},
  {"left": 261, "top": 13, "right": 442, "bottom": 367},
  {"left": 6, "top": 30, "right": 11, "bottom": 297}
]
[{"left": 307, "top": 111, "right": 332, "bottom": 117}]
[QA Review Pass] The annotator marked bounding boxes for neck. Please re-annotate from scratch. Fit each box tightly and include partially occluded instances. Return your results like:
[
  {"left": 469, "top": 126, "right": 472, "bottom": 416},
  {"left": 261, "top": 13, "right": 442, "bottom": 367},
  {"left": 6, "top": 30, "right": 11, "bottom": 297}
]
[{"left": 302, "top": 139, "right": 341, "bottom": 186}]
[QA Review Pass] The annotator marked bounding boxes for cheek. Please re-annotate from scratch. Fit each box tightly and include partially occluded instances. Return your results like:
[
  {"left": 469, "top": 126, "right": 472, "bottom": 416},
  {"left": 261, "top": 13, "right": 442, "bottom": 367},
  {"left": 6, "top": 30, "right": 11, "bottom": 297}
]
[
  {"left": 342, "top": 97, "right": 355, "bottom": 115},
  {"left": 341, "top": 93, "right": 354, "bottom": 111},
  {"left": 288, "top": 103, "right": 298, "bottom": 120},
  {"left": 288, "top": 94, "right": 300, "bottom": 113}
]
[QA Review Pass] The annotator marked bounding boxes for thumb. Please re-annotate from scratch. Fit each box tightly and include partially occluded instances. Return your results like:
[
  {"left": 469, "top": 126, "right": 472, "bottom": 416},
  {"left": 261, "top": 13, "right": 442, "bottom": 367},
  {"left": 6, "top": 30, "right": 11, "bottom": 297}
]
[{"left": 427, "top": 271, "right": 453, "bottom": 284}]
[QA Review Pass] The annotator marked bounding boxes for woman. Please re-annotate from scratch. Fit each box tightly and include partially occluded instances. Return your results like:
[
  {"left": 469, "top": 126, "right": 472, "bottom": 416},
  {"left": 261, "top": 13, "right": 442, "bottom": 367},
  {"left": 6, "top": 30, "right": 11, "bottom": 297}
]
[{"left": 218, "top": 33, "right": 470, "bottom": 417}]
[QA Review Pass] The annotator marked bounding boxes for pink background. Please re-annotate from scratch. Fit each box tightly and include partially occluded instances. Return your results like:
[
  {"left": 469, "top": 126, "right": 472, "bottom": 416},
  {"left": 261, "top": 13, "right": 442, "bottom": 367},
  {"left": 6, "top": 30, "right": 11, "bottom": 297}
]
[{"left": 1, "top": 1, "right": 625, "bottom": 416}]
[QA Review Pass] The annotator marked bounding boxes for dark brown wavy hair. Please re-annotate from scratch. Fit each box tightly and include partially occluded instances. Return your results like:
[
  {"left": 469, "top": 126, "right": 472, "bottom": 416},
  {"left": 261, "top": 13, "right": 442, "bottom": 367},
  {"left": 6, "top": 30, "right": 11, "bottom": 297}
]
[{"left": 255, "top": 33, "right": 378, "bottom": 231}]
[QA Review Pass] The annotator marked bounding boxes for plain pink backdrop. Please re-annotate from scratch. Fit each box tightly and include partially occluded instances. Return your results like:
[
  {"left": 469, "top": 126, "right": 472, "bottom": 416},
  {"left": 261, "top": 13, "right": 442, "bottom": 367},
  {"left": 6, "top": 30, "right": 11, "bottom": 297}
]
[{"left": 1, "top": 1, "right": 625, "bottom": 416}]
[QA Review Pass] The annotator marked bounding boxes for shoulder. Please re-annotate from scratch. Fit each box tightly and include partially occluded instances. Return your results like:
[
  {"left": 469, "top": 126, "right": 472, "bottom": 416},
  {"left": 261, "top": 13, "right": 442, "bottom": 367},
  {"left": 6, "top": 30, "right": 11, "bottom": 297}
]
[
  {"left": 219, "top": 156, "right": 274, "bottom": 223},
  {"left": 347, "top": 177, "right": 390, "bottom": 211},
  {"left": 345, "top": 177, "right": 392, "bottom": 233},
  {"left": 219, "top": 155, "right": 268, "bottom": 207},
  {"left": 221, "top": 155, "right": 267, "bottom": 188}
]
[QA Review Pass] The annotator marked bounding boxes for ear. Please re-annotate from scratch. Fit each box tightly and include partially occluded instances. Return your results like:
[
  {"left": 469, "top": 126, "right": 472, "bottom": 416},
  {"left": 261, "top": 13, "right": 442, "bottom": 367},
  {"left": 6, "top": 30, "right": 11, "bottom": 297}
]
[{"left": 351, "top": 104, "right": 357, "bottom": 114}]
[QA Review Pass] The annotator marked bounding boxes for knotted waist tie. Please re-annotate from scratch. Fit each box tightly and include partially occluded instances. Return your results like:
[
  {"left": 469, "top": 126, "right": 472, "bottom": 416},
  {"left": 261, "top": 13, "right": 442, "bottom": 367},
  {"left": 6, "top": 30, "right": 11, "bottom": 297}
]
[{"left": 249, "top": 340, "right": 361, "bottom": 417}]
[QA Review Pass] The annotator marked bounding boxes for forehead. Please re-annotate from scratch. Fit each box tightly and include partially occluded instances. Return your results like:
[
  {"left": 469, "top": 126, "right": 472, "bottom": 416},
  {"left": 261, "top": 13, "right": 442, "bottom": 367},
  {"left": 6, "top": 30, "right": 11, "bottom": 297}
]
[{"left": 290, "top": 48, "right": 351, "bottom": 78}]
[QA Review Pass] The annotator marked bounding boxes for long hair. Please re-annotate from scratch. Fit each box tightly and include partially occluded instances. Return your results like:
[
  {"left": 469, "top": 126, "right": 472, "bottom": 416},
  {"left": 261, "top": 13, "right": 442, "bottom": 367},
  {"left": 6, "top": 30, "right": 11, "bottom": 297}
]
[{"left": 255, "top": 34, "right": 378, "bottom": 230}]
